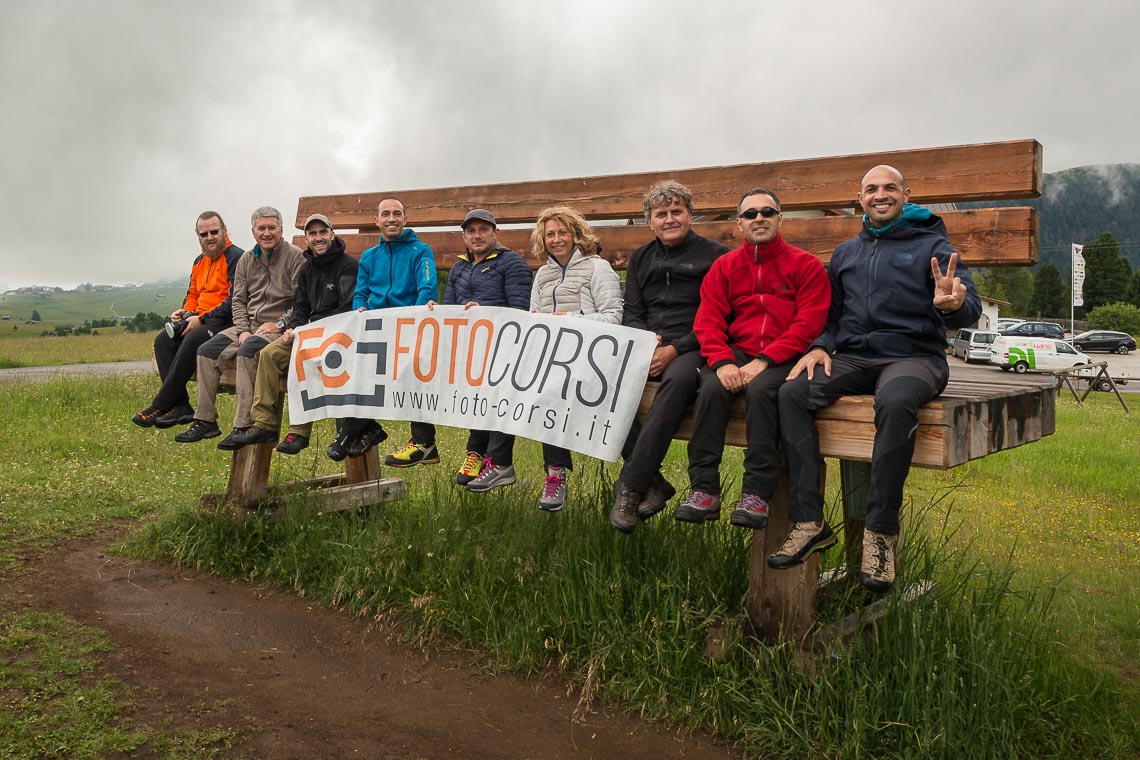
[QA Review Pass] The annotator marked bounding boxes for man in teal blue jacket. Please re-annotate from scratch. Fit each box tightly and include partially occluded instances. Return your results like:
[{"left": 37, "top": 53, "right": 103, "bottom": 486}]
[{"left": 333, "top": 198, "right": 438, "bottom": 463}]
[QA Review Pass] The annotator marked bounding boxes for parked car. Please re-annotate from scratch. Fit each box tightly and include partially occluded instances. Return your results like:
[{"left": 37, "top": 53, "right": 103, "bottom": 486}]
[
  {"left": 990, "top": 336, "right": 1091, "bottom": 373},
  {"left": 1069, "top": 330, "right": 1136, "bottom": 354},
  {"left": 951, "top": 328, "right": 1000, "bottom": 363},
  {"left": 995, "top": 318, "right": 1024, "bottom": 331},
  {"left": 999, "top": 320, "right": 1065, "bottom": 340}
]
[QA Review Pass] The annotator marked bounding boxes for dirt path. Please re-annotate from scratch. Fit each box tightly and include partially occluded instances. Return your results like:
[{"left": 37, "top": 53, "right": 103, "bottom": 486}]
[{"left": 4, "top": 533, "right": 740, "bottom": 759}]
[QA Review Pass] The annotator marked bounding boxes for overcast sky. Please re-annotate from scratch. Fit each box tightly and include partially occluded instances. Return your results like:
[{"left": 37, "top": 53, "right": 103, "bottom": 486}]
[{"left": 1, "top": 0, "right": 1136, "bottom": 289}]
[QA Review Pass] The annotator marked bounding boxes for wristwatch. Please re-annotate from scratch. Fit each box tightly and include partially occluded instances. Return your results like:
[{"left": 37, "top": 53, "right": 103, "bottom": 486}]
[{"left": 276, "top": 320, "right": 286, "bottom": 329}]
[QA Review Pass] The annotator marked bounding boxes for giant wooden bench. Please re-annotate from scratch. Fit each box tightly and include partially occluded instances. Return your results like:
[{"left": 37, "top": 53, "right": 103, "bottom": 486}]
[{"left": 220, "top": 138, "right": 1048, "bottom": 642}]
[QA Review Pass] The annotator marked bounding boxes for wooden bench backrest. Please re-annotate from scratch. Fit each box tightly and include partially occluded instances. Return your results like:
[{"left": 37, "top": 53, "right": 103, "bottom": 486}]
[{"left": 293, "top": 139, "right": 1042, "bottom": 270}]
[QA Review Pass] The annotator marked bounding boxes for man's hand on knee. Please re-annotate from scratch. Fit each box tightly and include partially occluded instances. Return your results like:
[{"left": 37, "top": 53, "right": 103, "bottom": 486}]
[
  {"left": 739, "top": 358, "right": 768, "bottom": 385},
  {"left": 787, "top": 348, "right": 831, "bottom": 381},
  {"left": 716, "top": 363, "right": 745, "bottom": 393}
]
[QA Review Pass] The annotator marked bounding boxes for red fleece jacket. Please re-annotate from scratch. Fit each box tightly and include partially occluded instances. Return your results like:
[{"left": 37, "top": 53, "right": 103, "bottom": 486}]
[{"left": 694, "top": 234, "right": 831, "bottom": 368}]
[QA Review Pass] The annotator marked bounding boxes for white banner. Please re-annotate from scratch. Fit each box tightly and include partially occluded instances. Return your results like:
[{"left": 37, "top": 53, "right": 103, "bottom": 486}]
[
  {"left": 286, "top": 306, "right": 657, "bottom": 461},
  {"left": 1072, "top": 243, "right": 1085, "bottom": 307}
]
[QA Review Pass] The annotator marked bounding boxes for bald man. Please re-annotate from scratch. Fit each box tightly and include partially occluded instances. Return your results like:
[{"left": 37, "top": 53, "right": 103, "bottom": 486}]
[{"left": 770, "top": 165, "right": 980, "bottom": 593}]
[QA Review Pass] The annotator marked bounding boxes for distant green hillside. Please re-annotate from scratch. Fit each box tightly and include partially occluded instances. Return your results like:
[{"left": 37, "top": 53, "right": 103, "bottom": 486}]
[
  {"left": 0, "top": 283, "right": 187, "bottom": 326},
  {"left": 965, "top": 164, "right": 1140, "bottom": 276}
]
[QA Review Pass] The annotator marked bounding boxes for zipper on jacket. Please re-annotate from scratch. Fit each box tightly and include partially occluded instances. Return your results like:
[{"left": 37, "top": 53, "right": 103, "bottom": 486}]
[{"left": 866, "top": 238, "right": 880, "bottom": 328}]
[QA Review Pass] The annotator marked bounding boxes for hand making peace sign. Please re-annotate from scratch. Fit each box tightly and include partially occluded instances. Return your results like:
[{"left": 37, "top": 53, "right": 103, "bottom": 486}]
[{"left": 931, "top": 252, "right": 966, "bottom": 313}]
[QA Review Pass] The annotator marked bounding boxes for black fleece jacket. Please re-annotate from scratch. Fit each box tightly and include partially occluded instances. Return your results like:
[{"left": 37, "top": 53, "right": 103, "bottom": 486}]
[
  {"left": 286, "top": 237, "right": 359, "bottom": 328},
  {"left": 622, "top": 230, "right": 728, "bottom": 355}
]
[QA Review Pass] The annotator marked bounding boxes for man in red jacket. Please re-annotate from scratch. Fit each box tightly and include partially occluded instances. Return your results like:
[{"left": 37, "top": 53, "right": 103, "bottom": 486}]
[{"left": 675, "top": 188, "right": 830, "bottom": 529}]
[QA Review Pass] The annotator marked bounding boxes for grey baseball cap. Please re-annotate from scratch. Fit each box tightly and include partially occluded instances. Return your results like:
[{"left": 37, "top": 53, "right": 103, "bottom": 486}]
[
  {"left": 461, "top": 208, "right": 496, "bottom": 229},
  {"left": 303, "top": 213, "right": 334, "bottom": 230}
]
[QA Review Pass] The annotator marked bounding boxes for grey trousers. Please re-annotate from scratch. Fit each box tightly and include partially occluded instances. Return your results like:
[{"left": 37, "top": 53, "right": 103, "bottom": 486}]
[{"left": 194, "top": 326, "right": 273, "bottom": 428}]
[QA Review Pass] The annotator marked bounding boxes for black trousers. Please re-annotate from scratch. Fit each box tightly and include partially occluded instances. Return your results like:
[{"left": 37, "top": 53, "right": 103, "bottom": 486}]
[
  {"left": 409, "top": 421, "right": 436, "bottom": 446},
  {"left": 686, "top": 357, "right": 789, "bottom": 499},
  {"left": 542, "top": 443, "right": 573, "bottom": 471},
  {"left": 151, "top": 324, "right": 215, "bottom": 410},
  {"left": 619, "top": 350, "right": 703, "bottom": 493},
  {"left": 467, "top": 429, "right": 517, "bottom": 467},
  {"left": 778, "top": 354, "right": 948, "bottom": 535}
]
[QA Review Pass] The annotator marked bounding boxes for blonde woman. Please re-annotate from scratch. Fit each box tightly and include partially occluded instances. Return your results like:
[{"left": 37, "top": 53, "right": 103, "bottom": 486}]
[{"left": 528, "top": 206, "right": 622, "bottom": 511}]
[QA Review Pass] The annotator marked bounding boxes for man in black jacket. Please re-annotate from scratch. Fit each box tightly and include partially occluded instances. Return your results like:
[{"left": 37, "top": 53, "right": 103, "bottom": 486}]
[
  {"left": 770, "top": 165, "right": 980, "bottom": 592},
  {"left": 610, "top": 180, "right": 729, "bottom": 534},
  {"left": 227, "top": 214, "right": 359, "bottom": 454}
]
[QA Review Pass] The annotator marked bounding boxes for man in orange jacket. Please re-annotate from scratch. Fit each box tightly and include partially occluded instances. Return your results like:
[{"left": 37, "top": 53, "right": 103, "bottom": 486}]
[{"left": 131, "top": 211, "right": 243, "bottom": 429}]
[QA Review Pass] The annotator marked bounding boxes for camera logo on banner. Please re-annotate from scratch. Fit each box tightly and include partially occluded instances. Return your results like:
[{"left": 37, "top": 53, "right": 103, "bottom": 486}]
[{"left": 292, "top": 317, "right": 387, "bottom": 410}]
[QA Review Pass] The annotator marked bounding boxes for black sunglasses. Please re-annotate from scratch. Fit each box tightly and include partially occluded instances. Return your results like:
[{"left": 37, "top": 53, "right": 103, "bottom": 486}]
[
  {"left": 738, "top": 206, "right": 780, "bottom": 220},
  {"left": 198, "top": 229, "right": 223, "bottom": 238}
]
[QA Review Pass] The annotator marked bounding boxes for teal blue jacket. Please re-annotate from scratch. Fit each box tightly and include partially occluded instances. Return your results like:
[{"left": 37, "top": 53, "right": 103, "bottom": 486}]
[{"left": 352, "top": 228, "right": 437, "bottom": 309}]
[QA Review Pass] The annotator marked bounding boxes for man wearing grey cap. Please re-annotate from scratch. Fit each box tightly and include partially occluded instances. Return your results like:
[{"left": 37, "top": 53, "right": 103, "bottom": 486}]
[
  {"left": 425, "top": 209, "right": 533, "bottom": 490},
  {"left": 225, "top": 213, "right": 360, "bottom": 453},
  {"left": 176, "top": 206, "right": 304, "bottom": 448}
]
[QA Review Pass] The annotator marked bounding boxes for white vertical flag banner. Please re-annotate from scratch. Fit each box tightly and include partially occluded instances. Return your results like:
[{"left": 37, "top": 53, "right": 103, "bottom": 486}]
[
  {"left": 1072, "top": 244, "right": 1086, "bottom": 307},
  {"left": 286, "top": 306, "right": 657, "bottom": 461}
]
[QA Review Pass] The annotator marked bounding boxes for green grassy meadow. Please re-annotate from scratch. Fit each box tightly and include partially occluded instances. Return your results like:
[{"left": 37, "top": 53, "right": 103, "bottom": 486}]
[
  {"left": 0, "top": 283, "right": 187, "bottom": 327},
  {"left": 0, "top": 361, "right": 1137, "bottom": 757}
]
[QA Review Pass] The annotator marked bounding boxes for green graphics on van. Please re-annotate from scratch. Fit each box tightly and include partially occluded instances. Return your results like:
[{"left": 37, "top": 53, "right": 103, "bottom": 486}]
[{"left": 1007, "top": 346, "right": 1037, "bottom": 368}]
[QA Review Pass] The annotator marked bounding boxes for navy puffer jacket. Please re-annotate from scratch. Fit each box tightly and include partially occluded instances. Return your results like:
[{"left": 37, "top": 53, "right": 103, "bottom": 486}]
[{"left": 444, "top": 244, "right": 532, "bottom": 309}]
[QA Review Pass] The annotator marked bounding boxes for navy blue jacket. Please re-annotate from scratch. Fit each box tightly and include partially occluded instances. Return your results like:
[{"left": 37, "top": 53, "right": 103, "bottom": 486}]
[
  {"left": 444, "top": 244, "right": 532, "bottom": 309},
  {"left": 819, "top": 208, "right": 980, "bottom": 362}
]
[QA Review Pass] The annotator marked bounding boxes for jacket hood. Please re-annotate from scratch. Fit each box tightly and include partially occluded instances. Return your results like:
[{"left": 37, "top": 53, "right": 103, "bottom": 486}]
[
  {"left": 305, "top": 236, "right": 347, "bottom": 266},
  {"left": 862, "top": 203, "right": 944, "bottom": 239}
]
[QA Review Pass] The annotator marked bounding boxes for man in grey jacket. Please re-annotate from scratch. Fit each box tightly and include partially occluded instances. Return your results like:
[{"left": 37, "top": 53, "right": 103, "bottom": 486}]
[{"left": 175, "top": 206, "right": 304, "bottom": 448}]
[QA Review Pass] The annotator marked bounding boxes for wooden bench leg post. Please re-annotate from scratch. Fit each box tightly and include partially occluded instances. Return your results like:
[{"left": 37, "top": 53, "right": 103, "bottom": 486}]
[
  {"left": 839, "top": 459, "right": 871, "bottom": 569},
  {"left": 345, "top": 449, "right": 381, "bottom": 483},
  {"left": 745, "top": 465, "right": 824, "bottom": 642},
  {"left": 224, "top": 443, "right": 274, "bottom": 507}
]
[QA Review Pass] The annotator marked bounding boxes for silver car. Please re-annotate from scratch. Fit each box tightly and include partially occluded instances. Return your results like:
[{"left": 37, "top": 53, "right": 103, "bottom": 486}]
[{"left": 952, "top": 329, "right": 1000, "bottom": 363}]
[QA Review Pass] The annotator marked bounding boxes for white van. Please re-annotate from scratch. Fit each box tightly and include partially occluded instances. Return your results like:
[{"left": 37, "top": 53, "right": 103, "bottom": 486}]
[
  {"left": 951, "top": 329, "right": 999, "bottom": 363},
  {"left": 989, "top": 336, "right": 1091, "bottom": 373}
]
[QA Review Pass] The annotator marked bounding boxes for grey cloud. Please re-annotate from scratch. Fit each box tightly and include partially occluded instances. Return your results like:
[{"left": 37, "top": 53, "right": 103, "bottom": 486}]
[{"left": 2, "top": 0, "right": 1139, "bottom": 289}]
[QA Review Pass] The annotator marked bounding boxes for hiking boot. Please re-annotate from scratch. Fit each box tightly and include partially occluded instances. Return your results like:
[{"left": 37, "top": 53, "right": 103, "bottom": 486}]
[
  {"left": 609, "top": 479, "right": 644, "bottom": 534},
  {"left": 229, "top": 426, "right": 278, "bottom": 447},
  {"left": 767, "top": 521, "right": 838, "bottom": 569},
  {"left": 729, "top": 493, "right": 770, "bottom": 530},
  {"left": 217, "top": 426, "right": 256, "bottom": 451},
  {"left": 348, "top": 422, "right": 388, "bottom": 458},
  {"left": 154, "top": 404, "right": 195, "bottom": 429},
  {"left": 131, "top": 405, "right": 164, "bottom": 428},
  {"left": 637, "top": 471, "right": 677, "bottom": 520},
  {"left": 455, "top": 450, "right": 483, "bottom": 486},
  {"left": 467, "top": 460, "right": 517, "bottom": 493},
  {"left": 275, "top": 433, "right": 310, "bottom": 455},
  {"left": 385, "top": 440, "right": 441, "bottom": 468},
  {"left": 538, "top": 465, "right": 568, "bottom": 512},
  {"left": 327, "top": 428, "right": 352, "bottom": 462},
  {"left": 860, "top": 529, "right": 898, "bottom": 593},
  {"left": 674, "top": 490, "right": 721, "bottom": 524},
  {"left": 174, "top": 419, "right": 221, "bottom": 443}
]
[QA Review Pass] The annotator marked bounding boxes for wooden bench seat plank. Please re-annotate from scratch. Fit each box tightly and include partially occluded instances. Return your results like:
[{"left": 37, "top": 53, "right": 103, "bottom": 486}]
[
  {"left": 296, "top": 139, "right": 1041, "bottom": 229},
  {"left": 638, "top": 366, "right": 1054, "bottom": 470}
]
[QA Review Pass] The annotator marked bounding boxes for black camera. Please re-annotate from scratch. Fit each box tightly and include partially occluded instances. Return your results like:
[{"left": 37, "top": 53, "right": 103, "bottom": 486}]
[{"left": 164, "top": 311, "right": 198, "bottom": 340}]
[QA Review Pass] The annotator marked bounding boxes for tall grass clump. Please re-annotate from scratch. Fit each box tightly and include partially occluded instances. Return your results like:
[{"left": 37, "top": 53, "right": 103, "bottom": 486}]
[{"left": 127, "top": 463, "right": 1136, "bottom": 758}]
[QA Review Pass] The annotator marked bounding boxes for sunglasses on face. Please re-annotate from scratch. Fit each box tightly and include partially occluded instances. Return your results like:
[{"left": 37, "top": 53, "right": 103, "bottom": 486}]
[
  {"left": 738, "top": 207, "right": 780, "bottom": 220},
  {"left": 198, "top": 229, "right": 223, "bottom": 238}
]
